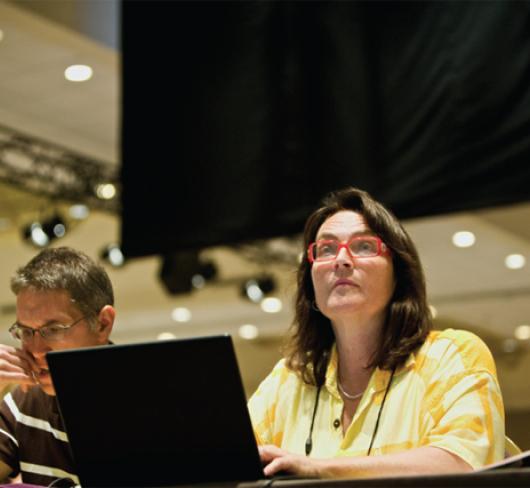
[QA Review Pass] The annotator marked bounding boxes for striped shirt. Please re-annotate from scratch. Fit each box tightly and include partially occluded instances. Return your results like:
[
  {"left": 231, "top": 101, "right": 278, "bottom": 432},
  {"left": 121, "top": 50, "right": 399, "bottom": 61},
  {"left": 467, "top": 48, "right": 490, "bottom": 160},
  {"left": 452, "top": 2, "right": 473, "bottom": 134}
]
[
  {"left": 248, "top": 329, "right": 505, "bottom": 469},
  {"left": 0, "top": 386, "right": 79, "bottom": 486}
]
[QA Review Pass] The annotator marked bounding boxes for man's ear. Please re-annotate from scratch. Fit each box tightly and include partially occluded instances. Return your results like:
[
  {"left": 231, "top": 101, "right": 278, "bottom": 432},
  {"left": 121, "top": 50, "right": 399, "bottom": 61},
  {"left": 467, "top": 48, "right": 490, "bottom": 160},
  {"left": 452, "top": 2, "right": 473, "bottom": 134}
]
[{"left": 96, "top": 305, "right": 116, "bottom": 342}]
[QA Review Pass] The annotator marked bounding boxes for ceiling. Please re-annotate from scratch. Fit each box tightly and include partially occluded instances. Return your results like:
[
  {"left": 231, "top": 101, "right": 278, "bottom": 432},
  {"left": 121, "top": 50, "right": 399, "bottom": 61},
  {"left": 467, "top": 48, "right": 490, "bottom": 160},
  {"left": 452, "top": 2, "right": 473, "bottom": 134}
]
[{"left": 1, "top": 0, "right": 530, "bottom": 409}]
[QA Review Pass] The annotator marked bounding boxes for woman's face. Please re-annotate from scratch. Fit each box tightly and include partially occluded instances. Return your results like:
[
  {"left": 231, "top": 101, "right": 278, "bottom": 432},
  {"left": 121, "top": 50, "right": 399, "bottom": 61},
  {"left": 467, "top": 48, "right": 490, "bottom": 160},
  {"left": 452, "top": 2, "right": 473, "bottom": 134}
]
[{"left": 310, "top": 210, "right": 395, "bottom": 324}]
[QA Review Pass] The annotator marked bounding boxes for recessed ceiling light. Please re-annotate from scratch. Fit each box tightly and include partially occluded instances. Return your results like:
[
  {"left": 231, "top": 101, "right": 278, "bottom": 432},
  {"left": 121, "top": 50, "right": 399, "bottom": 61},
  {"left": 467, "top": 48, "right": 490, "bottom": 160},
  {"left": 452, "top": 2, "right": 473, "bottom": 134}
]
[
  {"left": 171, "top": 307, "right": 191, "bottom": 323},
  {"left": 69, "top": 204, "right": 90, "bottom": 220},
  {"left": 238, "top": 324, "right": 259, "bottom": 340},
  {"left": 452, "top": 231, "right": 475, "bottom": 248},
  {"left": 260, "top": 297, "right": 283, "bottom": 313},
  {"left": 64, "top": 64, "right": 93, "bottom": 82},
  {"left": 514, "top": 324, "right": 530, "bottom": 341},
  {"left": 0, "top": 29, "right": 4, "bottom": 43},
  {"left": 157, "top": 332, "right": 177, "bottom": 341},
  {"left": 504, "top": 254, "right": 526, "bottom": 270}
]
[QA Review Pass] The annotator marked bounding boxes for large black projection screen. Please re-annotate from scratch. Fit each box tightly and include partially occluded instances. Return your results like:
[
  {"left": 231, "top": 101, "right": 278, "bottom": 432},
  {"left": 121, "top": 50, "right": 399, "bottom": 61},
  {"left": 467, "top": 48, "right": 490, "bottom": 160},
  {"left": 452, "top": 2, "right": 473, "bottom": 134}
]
[{"left": 121, "top": 1, "right": 530, "bottom": 259}]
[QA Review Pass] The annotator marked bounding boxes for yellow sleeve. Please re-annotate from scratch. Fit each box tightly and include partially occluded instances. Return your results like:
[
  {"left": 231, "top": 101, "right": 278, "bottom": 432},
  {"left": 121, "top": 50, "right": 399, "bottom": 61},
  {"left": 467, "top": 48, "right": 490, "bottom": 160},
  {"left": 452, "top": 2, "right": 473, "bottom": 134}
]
[
  {"left": 247, "top": 358, "right": 291, "bottom": 447},
  {"left": 420, "top": 330, "right": 505, "bottom": 468}
]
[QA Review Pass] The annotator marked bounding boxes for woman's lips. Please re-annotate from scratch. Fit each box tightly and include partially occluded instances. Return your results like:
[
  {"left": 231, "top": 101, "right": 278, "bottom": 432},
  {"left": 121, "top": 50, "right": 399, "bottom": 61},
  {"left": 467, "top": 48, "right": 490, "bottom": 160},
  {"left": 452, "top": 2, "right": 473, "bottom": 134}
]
[
  {"left": 335, "top": 278, "right": 356, "bottom": 286},
  {"left": 333, "top": 279, "right": 357, "bottom": 288}
]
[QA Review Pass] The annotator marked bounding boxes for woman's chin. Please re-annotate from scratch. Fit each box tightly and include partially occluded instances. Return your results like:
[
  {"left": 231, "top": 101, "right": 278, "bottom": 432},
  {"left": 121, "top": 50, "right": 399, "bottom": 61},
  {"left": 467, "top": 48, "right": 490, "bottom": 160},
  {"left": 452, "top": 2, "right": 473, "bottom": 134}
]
[
  {"left": 323, "top": 299, "right": 363, "bottom": 316},
  {"left": 326, "top": 296, "right": 363, "bottom": 313}
]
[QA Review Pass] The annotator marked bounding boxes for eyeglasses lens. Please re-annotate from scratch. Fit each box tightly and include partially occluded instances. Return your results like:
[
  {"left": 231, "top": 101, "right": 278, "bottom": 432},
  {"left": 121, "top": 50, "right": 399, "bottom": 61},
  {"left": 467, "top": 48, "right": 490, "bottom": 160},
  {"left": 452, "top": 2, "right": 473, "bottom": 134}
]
[
  {"left": 315, "top": 242, "right": 338, "bottom": 260},
  {"left": 349, "top": 238, "right": 378, "bottom": 257},
  {"left": 40, "top": 325, "right": 66, "bottom": 341}
]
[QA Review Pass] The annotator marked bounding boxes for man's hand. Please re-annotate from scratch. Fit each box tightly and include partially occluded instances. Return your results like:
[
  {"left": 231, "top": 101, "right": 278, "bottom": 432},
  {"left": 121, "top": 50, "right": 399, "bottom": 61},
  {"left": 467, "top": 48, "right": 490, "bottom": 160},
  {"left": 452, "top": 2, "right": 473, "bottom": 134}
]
[
  {"left": 0, "top": 459, "right": 15, "bottom": 484},
  {"left": 0, "top": 345, "right": 38, "bottom": 392},
  {"left": 259, "top": 445, "right": 323, "bottom": 478}
]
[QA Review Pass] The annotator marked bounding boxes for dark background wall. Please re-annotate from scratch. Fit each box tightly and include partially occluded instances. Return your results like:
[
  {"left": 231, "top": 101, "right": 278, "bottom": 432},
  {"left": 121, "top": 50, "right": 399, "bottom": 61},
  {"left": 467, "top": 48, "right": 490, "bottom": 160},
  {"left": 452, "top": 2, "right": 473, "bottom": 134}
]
[{"left": 121, "top": 0, "right": 530, "bottom": 257}]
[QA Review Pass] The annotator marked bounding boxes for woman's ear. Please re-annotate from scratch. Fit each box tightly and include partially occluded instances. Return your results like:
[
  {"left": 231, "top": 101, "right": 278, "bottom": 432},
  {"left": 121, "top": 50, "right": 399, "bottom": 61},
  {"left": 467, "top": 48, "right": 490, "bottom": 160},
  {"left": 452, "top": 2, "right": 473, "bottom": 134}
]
[{"left": 96, "top": 305, "right": 116, "bottom": 342}]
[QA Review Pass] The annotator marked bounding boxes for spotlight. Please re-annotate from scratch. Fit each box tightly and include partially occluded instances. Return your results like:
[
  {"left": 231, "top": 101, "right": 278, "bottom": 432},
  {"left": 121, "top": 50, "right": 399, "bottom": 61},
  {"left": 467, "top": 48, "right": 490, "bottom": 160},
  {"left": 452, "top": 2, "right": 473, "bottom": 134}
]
[
  {"left": 22, "top": 214, "right": 68, "bottom": 248},
  {"left": 100, "top": 244, "right": 126, "bottom": 267},
  {"left": 23, "top": 222, "right": 49, "bottom": 248},
  {"left": 241, "top": 275, "right": 276, "bottom": 303},
  {"left": 42, "top": 215, "right": 67, "bottom": 239},
  {"left": 95, "top": 183, "right": 116, "bottom": 200},
  {"left": 159, "top": 251, "right": 217, "bottom": 295},
  {"left": 191, "top": 259, "right": 217, "bottom": 290}
]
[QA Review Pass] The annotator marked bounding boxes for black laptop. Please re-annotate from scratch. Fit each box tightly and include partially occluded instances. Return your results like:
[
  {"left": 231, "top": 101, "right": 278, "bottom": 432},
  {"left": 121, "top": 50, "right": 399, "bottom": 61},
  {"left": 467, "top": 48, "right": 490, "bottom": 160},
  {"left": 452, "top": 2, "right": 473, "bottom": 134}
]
[{"left": 47, "top": 335, "right": 264, "bottom": 487}]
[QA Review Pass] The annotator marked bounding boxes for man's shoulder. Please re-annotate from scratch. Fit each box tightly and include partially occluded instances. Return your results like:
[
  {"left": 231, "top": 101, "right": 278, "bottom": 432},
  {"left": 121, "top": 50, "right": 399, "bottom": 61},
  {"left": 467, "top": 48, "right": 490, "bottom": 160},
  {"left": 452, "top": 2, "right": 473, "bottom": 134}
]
[
  {"left": 2, "top": 386, "right": 56, "bottom": 419},
  {"left": 1, "top": 386, "right": 21, "bottom": 413},
  {"left": 7, "top": 385, "right": 44, "bottom": 402}
]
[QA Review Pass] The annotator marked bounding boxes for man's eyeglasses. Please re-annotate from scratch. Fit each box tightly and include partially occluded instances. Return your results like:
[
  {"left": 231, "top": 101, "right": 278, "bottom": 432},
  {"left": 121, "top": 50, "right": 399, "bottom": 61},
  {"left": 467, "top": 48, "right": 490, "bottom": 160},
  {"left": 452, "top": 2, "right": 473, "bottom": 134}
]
[
  {"left": 9, "top": 315, "right": 88, "bottom": 343},
  {"left": 308, "top": 236, "right": 389, "bottom": 263}
]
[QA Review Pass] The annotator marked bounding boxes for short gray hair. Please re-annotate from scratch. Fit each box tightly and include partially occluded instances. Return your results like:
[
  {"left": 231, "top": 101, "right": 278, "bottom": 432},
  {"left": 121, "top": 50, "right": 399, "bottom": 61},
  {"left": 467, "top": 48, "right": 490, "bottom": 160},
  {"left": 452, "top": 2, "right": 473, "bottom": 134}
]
[{"left": 11, "top": 247, "right": 114, "bottom": 322}]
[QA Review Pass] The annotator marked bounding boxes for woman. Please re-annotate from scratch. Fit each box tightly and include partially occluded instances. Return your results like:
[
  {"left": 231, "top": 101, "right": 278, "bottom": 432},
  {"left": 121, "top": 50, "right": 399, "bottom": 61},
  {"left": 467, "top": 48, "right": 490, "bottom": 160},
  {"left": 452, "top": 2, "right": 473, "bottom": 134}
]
[{"left": 248, "top": 187, "right": 504, "bottom": 478}]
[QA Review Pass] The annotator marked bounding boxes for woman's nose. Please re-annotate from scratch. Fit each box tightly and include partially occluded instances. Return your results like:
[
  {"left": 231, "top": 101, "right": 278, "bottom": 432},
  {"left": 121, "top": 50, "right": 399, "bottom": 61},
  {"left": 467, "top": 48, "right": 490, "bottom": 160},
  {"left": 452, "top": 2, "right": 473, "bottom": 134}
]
[{"left": 334, "top": 246, "right": 354, "bottom": 267}]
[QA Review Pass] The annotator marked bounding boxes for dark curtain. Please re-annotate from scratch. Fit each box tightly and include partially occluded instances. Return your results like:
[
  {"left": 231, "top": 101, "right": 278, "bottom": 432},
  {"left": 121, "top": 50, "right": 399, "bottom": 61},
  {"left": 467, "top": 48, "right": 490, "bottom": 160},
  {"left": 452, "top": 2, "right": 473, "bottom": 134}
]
[{"left": 121, "top": 1, "right": 530, "bottom": 258}]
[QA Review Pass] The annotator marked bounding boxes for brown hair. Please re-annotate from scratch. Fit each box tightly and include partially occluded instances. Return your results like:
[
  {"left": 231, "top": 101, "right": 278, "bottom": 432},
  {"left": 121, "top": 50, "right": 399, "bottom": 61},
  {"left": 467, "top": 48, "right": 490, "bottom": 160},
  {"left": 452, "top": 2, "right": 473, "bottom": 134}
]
[
  {"left": 11, "top": 246, "right": 114, "bottom": 323},
  {"left": 284, "top": 187, "right": 432, "bottom": 386}
]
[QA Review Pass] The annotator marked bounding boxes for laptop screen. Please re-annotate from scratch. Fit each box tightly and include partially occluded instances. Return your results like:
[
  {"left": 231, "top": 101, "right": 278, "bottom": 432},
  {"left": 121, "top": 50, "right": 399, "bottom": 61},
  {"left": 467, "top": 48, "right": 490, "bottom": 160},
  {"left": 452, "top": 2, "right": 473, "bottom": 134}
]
[{"left": 47, "top": 335, "right": 263, "bottom": 487}]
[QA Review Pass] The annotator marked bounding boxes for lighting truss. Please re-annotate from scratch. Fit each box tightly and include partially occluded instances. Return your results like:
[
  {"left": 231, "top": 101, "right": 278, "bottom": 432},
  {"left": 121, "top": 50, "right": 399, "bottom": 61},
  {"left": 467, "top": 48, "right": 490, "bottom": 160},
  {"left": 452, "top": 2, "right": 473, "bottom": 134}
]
[
  {"left": 0, "top": 123, "right": 119, "bottom": 212},
  {"left": 235, "top": 236, "right": 302, "bottom": 267}
]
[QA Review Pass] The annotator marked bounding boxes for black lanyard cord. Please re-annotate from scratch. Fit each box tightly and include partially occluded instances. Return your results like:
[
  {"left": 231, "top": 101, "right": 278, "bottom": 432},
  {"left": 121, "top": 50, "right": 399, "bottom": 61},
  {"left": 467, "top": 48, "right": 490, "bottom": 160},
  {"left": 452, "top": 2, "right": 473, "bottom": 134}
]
[
  {"left": 367, "top": 367, "right": 395, "bottom": 456},
  {"left": 305, "top": 385, "right": 322, "bottom": 456}
]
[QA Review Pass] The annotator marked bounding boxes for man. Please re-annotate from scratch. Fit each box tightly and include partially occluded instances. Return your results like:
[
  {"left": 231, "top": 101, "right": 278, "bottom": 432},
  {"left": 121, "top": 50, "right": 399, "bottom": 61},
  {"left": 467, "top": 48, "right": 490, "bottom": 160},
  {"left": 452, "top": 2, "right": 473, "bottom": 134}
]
[{"left": 0, "top": 247, "right": 116, "bottom": 486}]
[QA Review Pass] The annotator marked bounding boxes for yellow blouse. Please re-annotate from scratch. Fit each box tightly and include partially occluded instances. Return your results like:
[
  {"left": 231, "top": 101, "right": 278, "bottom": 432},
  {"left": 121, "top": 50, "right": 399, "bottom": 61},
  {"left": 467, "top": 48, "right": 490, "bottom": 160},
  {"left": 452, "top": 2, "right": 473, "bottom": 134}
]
[{"left": 248, "top": 329, "right": 505, "bottom": 469}]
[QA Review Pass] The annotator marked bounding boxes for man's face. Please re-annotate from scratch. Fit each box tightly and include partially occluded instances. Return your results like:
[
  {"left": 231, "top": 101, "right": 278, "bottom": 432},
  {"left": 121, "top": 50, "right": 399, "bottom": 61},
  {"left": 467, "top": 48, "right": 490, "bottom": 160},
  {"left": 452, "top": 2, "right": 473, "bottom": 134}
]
[{"left": 15, "top": 288, "right": 111, "bottom": 395}]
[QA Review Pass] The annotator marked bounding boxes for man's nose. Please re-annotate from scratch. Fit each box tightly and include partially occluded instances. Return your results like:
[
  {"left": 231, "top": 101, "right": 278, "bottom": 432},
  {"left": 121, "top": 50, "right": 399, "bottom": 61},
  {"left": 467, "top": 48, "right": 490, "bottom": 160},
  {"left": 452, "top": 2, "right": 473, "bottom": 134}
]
[{"left": 25, "top": 333, "right": 50, "bottom": 357}]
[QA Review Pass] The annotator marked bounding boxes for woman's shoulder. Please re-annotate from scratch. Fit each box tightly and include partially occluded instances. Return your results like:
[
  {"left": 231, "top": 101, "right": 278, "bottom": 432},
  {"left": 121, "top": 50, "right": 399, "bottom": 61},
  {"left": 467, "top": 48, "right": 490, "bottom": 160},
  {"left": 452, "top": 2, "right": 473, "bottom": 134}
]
[
  {"left": 253, "top": 358, "right": 303, "bottom": 393},
  {"left": 424, "top": 328, "right": 491, "bottom": 352},
  {"left": 417, "top": 328, "right": 496, "bottom": 372},
  {"left": 248, "top": 357, "right": 309, "bottom": 416}
]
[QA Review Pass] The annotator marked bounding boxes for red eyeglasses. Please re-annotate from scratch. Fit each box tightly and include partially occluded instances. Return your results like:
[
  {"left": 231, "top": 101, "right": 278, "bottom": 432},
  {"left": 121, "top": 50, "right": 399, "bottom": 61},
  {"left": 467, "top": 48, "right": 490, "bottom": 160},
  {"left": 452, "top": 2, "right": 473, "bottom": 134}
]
[{"left": 308, "top": 236, "right": 389, "bottom": 263}]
